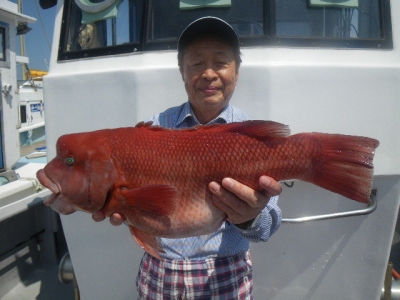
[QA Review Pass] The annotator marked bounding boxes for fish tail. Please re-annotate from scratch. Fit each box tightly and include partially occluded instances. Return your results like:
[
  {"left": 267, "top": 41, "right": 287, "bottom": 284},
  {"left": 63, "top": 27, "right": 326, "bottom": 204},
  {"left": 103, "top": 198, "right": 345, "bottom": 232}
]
[{"left": 307, "top": 133, "right": 379, "bottom": 203}]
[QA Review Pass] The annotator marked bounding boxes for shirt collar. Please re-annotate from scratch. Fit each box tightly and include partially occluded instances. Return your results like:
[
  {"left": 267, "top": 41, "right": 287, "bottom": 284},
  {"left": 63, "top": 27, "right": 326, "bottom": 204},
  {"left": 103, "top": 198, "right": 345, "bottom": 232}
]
[{"left": 175, "top": 102, "right": 233, "bottom": 127}]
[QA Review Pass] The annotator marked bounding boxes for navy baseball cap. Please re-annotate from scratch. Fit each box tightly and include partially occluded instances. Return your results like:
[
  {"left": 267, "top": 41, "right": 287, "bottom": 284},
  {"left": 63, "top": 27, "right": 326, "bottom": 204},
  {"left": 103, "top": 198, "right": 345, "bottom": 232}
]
[{"left": 178, "top": 16, "right": 240, "bottom": 54}]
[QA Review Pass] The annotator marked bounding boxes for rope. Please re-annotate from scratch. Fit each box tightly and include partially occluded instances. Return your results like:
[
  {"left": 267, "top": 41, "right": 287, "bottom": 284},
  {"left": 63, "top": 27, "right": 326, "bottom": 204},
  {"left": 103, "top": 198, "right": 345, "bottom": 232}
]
[{"left": 19, "top": 177, "right": 44, "bottom": 192}]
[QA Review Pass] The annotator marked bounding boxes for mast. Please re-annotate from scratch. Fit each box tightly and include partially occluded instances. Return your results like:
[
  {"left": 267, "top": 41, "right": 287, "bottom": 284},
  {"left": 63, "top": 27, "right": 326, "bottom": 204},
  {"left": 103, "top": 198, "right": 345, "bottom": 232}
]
[{"left": 18, "top": 0, "right": 27, "bottom": 80}]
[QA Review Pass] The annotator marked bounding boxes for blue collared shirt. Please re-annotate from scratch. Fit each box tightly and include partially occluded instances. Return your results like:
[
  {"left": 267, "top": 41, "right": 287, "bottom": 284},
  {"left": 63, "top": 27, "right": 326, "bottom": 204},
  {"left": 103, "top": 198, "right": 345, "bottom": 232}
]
[{"left": 147, "top": 102, "right": 282, "bottom": 260}]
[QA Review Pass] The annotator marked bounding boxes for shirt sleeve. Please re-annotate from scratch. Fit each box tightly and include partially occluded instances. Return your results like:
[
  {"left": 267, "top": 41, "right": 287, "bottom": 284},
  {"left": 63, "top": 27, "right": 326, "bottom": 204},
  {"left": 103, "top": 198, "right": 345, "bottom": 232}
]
[
  {"left": 146, "top": 114, "right": 160, "bottom": 126},
  {"left": 235, "top": 196, "right": 282, "bottom": 243}
]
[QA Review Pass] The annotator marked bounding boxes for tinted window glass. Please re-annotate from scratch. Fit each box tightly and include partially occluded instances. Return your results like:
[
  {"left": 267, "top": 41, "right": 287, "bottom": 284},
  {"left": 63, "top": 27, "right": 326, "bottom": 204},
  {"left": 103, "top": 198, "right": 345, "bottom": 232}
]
[
  {"left": 276, "top": 0, "right": 382, "bottom": 39},
  {"left": 0, "top": 27, "right": 5, "bottom": 61},
  {"left": 60, "top": 0, "right": 143, "bottom": 58},
  {"left": 58, "top": 0, "right": 392, "bottom": 60}
]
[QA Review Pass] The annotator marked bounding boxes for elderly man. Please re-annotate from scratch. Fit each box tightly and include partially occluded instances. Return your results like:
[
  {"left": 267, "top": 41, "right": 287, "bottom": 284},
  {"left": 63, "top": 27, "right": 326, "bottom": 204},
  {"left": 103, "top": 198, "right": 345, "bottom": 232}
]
[{"left": 94, "top": 17, "right": 282, "bottom": 299}]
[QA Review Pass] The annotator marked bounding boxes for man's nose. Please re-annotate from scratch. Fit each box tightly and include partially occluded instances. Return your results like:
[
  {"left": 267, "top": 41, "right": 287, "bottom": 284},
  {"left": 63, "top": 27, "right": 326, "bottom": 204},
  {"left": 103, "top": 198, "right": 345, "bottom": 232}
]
[{"left": 202, "top": 67, "right": 218, "bottom": 80}]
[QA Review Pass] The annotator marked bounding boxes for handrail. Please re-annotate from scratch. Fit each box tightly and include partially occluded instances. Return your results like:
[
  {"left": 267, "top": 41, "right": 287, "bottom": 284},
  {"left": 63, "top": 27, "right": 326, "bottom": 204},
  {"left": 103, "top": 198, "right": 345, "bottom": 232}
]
[
  {"left": 282, "top": 189, "right": 377, "bottom": 223},
  {"left": 0, "top": 189, "right": 51, "bottom": 222}
]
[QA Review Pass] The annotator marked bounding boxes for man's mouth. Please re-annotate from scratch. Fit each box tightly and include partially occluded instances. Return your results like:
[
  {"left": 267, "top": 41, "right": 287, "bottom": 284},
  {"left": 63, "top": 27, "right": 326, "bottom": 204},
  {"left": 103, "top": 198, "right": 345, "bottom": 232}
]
[{"left": 199, "top": 86, "right": 219, "bottom": 93}]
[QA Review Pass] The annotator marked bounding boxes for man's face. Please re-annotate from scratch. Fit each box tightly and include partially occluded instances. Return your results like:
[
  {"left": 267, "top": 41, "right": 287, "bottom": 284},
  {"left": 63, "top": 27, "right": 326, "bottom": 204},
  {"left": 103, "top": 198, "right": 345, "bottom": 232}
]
[{"left": 180, "top": 36, "right": 239, "bottom": 123}]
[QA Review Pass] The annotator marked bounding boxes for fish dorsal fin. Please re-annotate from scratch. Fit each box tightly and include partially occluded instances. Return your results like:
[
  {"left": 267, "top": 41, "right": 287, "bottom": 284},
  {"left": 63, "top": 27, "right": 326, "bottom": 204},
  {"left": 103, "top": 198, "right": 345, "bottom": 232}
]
[
  {"left": 117, "top": 184, "right": 178, "bottom": 216},
  {"left": 191, "top": 120, "right": 291, "bottom": 138},
  {"left": 129, "top": 226, "right": 164, "bottom": 260},
  {"left": 137, "top": 120, "right": 290, "bottom": 138}
]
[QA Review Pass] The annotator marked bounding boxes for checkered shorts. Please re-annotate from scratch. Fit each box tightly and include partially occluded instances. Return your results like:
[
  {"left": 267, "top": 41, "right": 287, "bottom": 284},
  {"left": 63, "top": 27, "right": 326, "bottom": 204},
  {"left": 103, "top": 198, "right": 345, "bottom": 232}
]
[{"left": 136, "top": 251, "right": 254, "bottom": 300}]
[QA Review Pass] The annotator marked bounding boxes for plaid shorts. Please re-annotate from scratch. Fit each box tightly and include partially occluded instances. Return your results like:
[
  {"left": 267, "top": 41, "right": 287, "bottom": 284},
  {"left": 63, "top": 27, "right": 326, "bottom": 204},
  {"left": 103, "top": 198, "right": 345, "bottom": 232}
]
[{"left": 136, "top": 251, "right": 254, "bottom": 300}]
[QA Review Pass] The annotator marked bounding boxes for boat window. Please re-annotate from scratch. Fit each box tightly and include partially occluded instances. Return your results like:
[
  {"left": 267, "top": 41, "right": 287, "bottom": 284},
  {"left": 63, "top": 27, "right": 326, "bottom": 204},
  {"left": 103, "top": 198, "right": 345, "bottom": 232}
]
[
  {"left": 58, "top": 0, "right": 392, "bottom": 61},
  {"left": 273, "top": 0, "right": 389, "bottom": 47},
  {"left": 0, "top": 26, "right": 5, "bottom": 61},
  {"left": 0, "top": 22, "right": 9, "bottom": 68},
  {"left": 20, "top": 105, "right": 27, "bottom": 124},
  {"left": 144, "top": 0, "right": 264, "bottom": 50},
  {"left": 59, "top": 0, "right": 143, "bottom": 59},
  {"left": 0, "top": 125, "right": 3, "bottom": 170}
]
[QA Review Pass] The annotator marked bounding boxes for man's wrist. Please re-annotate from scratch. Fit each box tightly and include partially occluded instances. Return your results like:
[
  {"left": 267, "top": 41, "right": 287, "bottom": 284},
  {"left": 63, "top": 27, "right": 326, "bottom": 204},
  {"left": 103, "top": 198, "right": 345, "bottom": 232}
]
[{"left": 235, "top": 213, "right": 261, "bottom": 230}]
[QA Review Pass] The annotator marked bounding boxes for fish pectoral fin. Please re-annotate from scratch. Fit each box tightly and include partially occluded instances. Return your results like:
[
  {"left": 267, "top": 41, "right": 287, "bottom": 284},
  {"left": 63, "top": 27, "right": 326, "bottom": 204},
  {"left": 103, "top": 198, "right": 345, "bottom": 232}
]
[
  {"left": 120, "top": 184, "right": 178, "bottom": 216},
  {"left": 129, "top": 226, "right": 164, "bottom": 260}
]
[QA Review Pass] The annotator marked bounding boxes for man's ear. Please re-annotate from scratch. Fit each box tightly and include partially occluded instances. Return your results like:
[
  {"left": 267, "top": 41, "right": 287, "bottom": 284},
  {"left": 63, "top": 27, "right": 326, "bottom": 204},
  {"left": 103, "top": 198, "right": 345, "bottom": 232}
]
[
  {"left": 235, "top": 69, "right": 239, "bottom": 84},
  {"left": 179, "top": 66, "right": 185, "bottom": 81}
]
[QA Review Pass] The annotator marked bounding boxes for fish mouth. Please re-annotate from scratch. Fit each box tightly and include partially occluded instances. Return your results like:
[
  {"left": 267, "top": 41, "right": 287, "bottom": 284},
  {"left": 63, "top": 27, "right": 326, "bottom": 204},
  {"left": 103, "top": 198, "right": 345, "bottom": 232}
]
[
  {"left": 37, "top": 169, "right": 77, "bottom": 215},
  {"left": 36, "top": 169, "right": 61, "bottom": 205}
]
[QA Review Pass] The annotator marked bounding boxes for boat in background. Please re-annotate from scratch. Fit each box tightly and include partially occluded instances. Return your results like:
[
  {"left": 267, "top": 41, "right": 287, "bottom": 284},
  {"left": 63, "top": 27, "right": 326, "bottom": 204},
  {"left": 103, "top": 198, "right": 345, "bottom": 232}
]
[
  {"left": 0, "top": 1, "right": 73, "bottom": 299},
  {"left": 18, "top": 69, "right": 47, "bottom": 148}
]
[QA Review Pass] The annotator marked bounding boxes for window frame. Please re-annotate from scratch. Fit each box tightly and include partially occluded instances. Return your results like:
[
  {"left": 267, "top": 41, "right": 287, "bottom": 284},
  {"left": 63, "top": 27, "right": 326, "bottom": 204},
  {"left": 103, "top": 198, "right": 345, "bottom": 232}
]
[{"left": 57, "top": 0, "right": 393, "bottom": 61}]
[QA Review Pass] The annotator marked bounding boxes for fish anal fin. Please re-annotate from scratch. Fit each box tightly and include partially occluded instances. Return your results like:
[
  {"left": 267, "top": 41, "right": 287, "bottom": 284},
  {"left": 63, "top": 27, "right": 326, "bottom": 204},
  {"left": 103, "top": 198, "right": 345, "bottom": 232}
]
[
  {"left": 129, "top": 226, "right": 163, "bottom": 260},
  {"left": 119, "top": 184, "right": 178, "bottom": 216}
]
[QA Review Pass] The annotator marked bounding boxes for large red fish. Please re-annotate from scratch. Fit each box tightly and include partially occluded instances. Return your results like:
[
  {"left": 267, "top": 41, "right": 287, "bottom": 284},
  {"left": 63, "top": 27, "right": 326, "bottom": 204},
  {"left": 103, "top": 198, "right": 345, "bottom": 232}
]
[{"left": 37, "top": 121, "right": 379, "bottom": 258}]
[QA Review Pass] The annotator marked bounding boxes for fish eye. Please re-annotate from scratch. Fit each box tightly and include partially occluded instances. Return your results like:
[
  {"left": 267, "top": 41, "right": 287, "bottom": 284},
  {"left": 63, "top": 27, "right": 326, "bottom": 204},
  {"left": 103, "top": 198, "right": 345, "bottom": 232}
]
[{"left": 65, "top": 157, "right": 75, "bottom": 166}]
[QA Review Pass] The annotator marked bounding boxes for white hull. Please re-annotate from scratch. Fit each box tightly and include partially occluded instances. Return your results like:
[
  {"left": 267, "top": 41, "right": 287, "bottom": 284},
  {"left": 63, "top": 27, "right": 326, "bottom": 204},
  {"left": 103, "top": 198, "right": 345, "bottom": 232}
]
[{"left": 5, "top": 0, "right": 397, "bottom": 298}]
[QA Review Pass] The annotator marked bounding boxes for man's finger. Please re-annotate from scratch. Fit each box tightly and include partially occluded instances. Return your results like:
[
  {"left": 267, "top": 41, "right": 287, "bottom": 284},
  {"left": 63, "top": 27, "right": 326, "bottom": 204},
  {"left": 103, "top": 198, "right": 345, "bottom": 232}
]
[
  {"left": 259, "top": 176, "right": 282, "bottom": 197},
  {"left": 212, "top": 194, "right": 243, "bottom": 222},
  {"left": 92, "top": 210, "right": 106, "bottom": 222},
  {"left": 221, "top": 178, "right": 260, "bottom": 208},
  {"left": 209, "top": 181, "right": 251, "bottom": 213},
  {"left": 109, "top": 213, "right": 126, "bottom": 226}
]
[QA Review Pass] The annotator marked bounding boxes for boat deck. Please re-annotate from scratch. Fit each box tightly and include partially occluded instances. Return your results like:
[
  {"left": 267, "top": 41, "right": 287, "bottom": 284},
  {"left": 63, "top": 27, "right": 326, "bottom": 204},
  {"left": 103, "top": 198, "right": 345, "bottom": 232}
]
[
  {"left": 390, "top": 212, "right": 400, "bottom": 273},
  {"left": 2, "top": 264, "right": 75, "bottom": 300},
  {"left": 20, "top": 140, "right": 47, "bottom": 157},
  {"left": 2, "top": 265, "right": 75, "bottom": 300}
]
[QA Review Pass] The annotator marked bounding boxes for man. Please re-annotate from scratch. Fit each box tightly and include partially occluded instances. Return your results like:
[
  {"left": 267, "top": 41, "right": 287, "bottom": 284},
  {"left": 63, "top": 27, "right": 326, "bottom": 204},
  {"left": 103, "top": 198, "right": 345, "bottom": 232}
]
[{"left": 93, "top": 17, "right": 282, "bottom": 299}]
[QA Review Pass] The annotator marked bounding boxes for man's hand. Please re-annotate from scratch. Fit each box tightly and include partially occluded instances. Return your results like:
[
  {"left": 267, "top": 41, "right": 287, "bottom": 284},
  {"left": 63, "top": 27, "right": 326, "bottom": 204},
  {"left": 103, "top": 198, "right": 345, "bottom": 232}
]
[
  {"left": 92, "top": 210, "right": 126, "bottom": 226},
  {"left": 209, "top": 175, "right": 281, "bottom": 225}
]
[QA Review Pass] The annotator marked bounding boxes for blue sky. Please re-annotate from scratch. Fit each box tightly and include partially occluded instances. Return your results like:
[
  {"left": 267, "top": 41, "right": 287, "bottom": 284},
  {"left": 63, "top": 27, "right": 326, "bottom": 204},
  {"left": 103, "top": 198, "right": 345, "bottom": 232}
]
[{"left": 13, "top": 0, "right": 56, "bottom": 74}]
